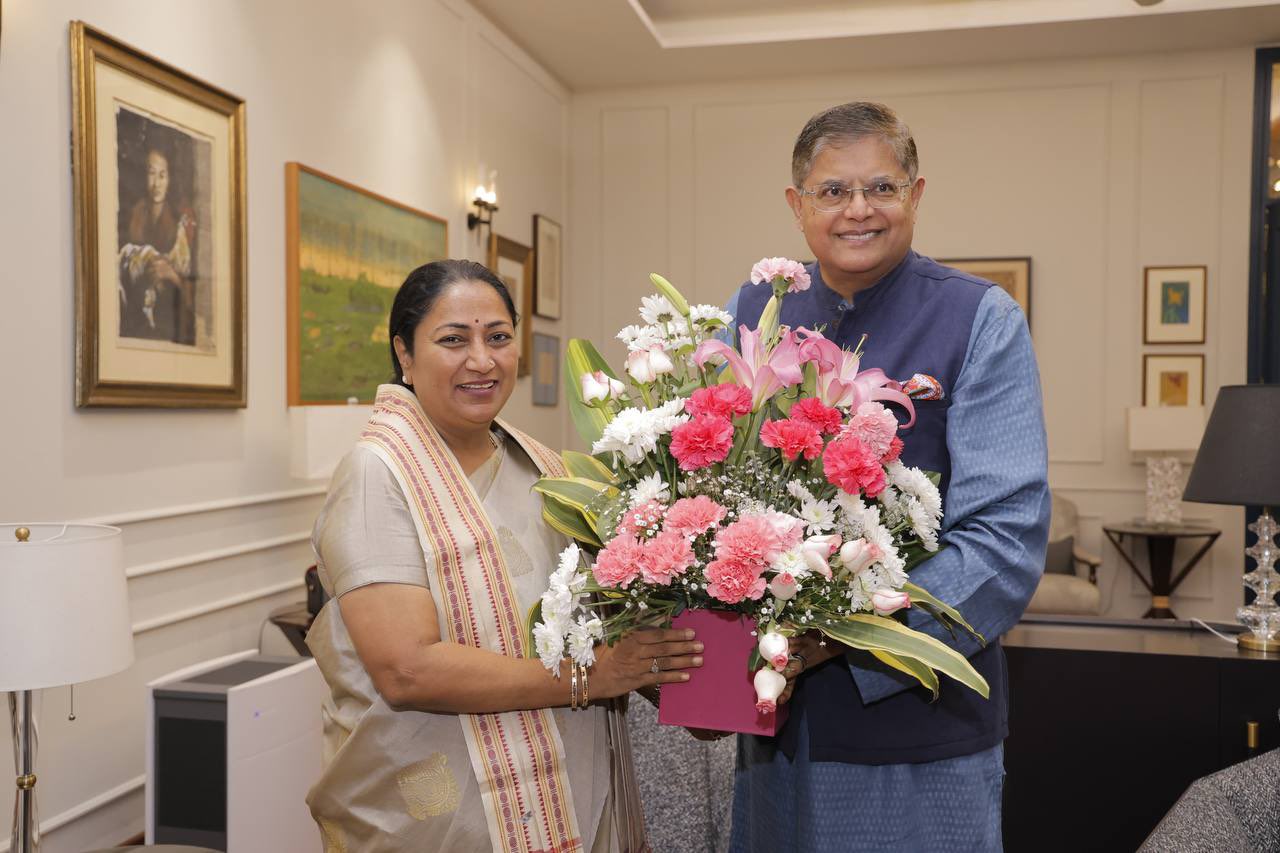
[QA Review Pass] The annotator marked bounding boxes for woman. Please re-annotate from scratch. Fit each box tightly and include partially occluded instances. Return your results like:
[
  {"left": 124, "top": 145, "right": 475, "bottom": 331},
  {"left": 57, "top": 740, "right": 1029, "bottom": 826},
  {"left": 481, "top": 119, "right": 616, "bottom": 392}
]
[{"left": 305, "top": 259, "right": 702, "bottom": 853}]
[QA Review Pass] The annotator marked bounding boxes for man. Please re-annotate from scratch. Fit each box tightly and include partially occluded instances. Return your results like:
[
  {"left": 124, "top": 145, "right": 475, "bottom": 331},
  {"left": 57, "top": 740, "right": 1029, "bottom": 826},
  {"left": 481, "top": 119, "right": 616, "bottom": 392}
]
[{"left": 725, "top": 102, "right": 1050, "bottom": 851}]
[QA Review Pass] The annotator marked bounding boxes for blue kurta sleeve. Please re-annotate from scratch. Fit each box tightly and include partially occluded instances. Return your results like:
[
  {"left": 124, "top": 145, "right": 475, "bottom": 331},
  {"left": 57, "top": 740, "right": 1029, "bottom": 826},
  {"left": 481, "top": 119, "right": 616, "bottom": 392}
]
[{"left": 850, "top": 286, "right": 1051, "bottom": 704}]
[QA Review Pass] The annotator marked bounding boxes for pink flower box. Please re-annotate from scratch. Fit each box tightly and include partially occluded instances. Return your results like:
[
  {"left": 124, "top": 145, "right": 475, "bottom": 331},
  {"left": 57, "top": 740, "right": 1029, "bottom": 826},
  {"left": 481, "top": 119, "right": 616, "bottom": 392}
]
[{"left": 657, "top": 608, "right": 788, "bottom": 736}]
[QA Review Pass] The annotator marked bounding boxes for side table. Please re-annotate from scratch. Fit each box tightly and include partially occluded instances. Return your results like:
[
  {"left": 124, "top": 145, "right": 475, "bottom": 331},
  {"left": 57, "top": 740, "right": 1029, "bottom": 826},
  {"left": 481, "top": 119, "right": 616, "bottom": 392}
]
[{"left": 1102, "top": 521, "right": 1221, "bottom": 618}]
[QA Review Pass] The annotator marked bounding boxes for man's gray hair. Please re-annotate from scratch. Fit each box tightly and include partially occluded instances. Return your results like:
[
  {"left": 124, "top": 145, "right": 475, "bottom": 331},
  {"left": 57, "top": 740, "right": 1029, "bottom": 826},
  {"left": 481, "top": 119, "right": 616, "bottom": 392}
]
[{"left": 791, "top": 101, "right": 918, "bottom": 187}]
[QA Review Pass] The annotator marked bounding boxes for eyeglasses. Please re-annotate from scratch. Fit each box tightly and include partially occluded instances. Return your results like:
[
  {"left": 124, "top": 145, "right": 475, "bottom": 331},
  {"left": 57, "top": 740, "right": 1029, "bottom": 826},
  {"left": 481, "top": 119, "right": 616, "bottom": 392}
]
[{"left": 799, "top": 180, "right": 913, "bottom": 212}]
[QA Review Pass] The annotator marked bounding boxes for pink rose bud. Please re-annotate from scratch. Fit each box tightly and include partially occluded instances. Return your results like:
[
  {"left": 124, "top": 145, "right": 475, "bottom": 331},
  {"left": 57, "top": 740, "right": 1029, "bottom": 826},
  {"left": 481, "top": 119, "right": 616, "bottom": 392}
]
[
  {"left": 801, "top": 535, "right": 839, "bottom": 579},
  {"left": 626, "top": 346, "right": 675, "bottom": 384},
  {"left": 758, "top": 630, "right": 790, "bottom": 671},
  {"left": 608, "top": 376, "right": 626, "bottom": 397},
  {"left": 581, "top": 370, "right": 613, "bottom": 403},
  {"left": 870, "top": 588, "right": 911, "bottom": 616},
  {"left": 839, "top": 538, "right": 882, "bottom": 576},
  {"left": 768, "top": 572, "right": 798, "bottom": 601},
  {"left": 754, "top": 667, "right": 787, "bottom": 714}
]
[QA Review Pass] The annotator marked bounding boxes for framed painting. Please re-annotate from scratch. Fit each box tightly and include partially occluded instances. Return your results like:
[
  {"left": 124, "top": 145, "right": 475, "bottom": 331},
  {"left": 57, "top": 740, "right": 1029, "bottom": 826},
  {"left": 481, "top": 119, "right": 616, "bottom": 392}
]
[
  {"left": 938, "top": 257, "right": 1032, "bottom": 326},
  {"left": 286, "top": 163, "right": 447, "bottom": 404},
  {"left": 1144, "top": 266, "right": 1206, "bottom": 344},
  {"left": 1143, "top": 354, "right": 1205, "bottom": 407},
  {"left": 71, "top": 21, "right": 246, "bottom": 407},
  {"left": 488, "top": 234, "right": 535, "bottom": 377},
  {"left": 532, "top": 333, "right": 560, "bottom": 406},
  {"left": 533, "top": 214, "right": 562, "bottom": 319}
]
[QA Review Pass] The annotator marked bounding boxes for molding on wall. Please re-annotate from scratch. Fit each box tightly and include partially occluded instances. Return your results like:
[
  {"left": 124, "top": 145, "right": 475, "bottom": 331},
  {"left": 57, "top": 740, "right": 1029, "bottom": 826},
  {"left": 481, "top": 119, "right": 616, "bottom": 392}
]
[
  {"left": 80, "top": 486, "right": 326, "bottom": 527},
  {"left": 131, "top": 578, "right": 304, "bottom": 635},
  {"left": 0, "top": 774, "right": 145, "bottom": 853},
  {"left": 126, "top": 531, "right": 312, "bottom": 579}
]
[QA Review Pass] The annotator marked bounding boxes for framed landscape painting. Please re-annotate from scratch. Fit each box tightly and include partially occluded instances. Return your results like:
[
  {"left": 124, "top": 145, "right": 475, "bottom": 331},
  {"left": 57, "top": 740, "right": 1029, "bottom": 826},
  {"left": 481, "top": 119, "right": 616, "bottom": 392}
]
[
  {"left": 1143, "top": 266, "right": 1206, "bottom": 344},
  {"left": 71, "top": 22, "right": 247, "bottom": 407},
  {"left": 1143, "top": 354, "right": 1204, "bottom": 407},
  {"left": 286, "top": 163, "right": 447, "bottom": 404},
  {"left": 938, "top": 257, "right": 1032, "bottom": 327}
]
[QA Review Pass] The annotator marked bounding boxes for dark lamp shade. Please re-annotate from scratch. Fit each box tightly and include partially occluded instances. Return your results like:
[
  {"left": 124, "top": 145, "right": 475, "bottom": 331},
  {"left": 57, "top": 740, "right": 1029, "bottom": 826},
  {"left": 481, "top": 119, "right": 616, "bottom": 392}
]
[{"left": 1183, "top": 384, "right": 1280, "bottom": 507}]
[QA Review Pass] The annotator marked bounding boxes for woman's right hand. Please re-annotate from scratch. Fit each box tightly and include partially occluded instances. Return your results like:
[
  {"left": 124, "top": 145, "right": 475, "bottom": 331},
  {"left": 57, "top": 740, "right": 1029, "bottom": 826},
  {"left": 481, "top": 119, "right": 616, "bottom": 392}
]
[{"left": 589, "top": 628, "right": 703, "bottom": 700}]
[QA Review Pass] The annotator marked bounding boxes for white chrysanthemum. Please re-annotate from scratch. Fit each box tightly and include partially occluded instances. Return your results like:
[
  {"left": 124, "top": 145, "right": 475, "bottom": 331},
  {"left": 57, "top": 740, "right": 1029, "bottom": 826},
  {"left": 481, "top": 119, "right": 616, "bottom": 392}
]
[
  {"left": 846, "top": 582, "right": 871, "bottom": 612},
  {"left": 617, "top": 324, "right": 665, "bottom": 353},
  {"left": 769, "top": 546, "right": 810, "bottom": 578},
  {"left": 787, "top": 481, "right": 815, "bottom": 502},
  {"left": 533, "top": 620, "right": 567, "bottom": 672},
  {"left": 690, "top": 304, "right": 734, "bottom": 326},
  {"left": 630, "top": 472, "right": 671, "bottom": 508},
  {"left": 798, "top": 496, "right": 837, "bottom": 535},
  {"left": 639, "top": 294, "right": 678, "bottom": 325},
  {"left": 905, "top": 497, "right": 939, "bottom": 552},
  {"left": 835, "top": 492, "right": 875, "bottom": 539},
  {"left": 888, "top": 461, "right": 942, "bottom": 523},
  {"left": 566, "top": 615, "right": 603, "bottom": 667},
  {"left": 650, "top": 398, "right": 691, "bottom": 434}
]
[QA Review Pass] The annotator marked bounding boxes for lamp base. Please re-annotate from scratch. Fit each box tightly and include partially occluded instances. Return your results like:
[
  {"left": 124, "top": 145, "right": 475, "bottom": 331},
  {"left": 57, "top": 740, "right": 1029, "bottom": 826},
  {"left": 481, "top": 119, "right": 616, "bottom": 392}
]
[{"left": 1237, "top": 633, "right": 1280, "bottom": 654}]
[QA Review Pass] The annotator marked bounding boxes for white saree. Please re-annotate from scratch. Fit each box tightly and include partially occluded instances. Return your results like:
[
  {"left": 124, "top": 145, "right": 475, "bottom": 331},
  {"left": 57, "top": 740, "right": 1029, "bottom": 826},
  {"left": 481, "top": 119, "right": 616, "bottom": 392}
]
[{"left": 306, "top": 384, "right": 646, "bottom": 852}]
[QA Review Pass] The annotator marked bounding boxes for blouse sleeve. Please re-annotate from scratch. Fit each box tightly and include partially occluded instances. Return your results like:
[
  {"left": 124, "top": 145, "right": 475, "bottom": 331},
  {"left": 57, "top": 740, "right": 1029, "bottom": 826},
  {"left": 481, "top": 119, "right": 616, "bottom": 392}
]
[{"left": 312, "top": 445, "right": 432, "bottom": 597}]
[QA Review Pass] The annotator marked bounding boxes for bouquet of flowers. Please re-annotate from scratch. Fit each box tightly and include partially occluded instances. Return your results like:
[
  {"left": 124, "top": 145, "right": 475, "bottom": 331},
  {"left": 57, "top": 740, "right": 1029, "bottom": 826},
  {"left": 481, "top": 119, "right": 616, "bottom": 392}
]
[{"left": 528, "top": 259, "right": 987, "bottom": 722}]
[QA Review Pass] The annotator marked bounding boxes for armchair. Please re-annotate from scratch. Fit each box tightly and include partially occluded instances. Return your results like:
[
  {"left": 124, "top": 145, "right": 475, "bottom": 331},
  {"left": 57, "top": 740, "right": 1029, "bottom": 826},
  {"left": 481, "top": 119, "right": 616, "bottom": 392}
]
[{"left": 1025, "top": 492, "right": 1104, "bottom": 615}]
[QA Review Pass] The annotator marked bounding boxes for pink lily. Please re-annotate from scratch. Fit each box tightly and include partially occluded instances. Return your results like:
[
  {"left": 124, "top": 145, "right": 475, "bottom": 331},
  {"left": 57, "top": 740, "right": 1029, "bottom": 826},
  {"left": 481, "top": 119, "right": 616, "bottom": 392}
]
[
  {"left": 796, "top": 330, "right": 916, "bottom": 426},
  {"left": 693, "top": 326, "right": 807, "bottom": 410}
]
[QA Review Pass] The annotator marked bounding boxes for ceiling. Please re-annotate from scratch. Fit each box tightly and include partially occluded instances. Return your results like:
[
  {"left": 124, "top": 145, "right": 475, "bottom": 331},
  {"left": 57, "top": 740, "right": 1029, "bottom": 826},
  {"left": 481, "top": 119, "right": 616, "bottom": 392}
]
[{"left": 466, "top": 0, "right": 1280, "bottom": 91}]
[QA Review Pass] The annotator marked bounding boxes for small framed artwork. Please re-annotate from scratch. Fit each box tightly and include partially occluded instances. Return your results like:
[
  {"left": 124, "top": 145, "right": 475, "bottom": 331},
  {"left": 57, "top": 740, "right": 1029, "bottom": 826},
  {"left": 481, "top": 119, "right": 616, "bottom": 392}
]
[
  {"left": 533, "top": 214, "right": 562, "bottom": 319},
  {"left": 71, "top": 21, "right": 247, "bottom": 407},
  {"left": 1143, "top": 354, "right": 1205, "bottom": 407},
  {"left": 532, "top": 333, "right": 560, "bottom": 407},
  {"left": 488, "top": 234, "right": 534, "bottom": 377},
  {"left": 937, "top": 257, "right": 1032, "bottom": 326},
  {"left": 286, "top": 163, "right": 448, "bottom": 405},
  {"left": 1143, "top": 266, "right": 1206, "bottom": 344}
]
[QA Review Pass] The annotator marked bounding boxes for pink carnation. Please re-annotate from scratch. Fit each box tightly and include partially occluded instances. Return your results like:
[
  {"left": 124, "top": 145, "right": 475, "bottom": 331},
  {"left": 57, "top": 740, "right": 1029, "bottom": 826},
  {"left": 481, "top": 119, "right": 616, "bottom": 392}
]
[
  {"left": 593, "top": 536, "right": 645, "bottom": 588},
  {"left": 760, "top": 418, "right": 824, "bottom": 462},
  {"left": 842, "top": 402, "right": 899, "bottom": 458},
  {"left": 669, "top": 415, "right": 734, "bottom": 471},
  {"left": 640, "top": 531, "right": 694, "bottom": 585},
  {"left": 823, "top": 435, "right": 887, "bottom": 498},
  {"left": 705, "top": 557, "right": 768, "bottom": 604},
  {"left": 790, "top": 398, "right": 843, "bottom": 435},
  {"left": 714, "top": 515, "right": 790, "bottom": 567},
  {"left": 663, "top": 495, "right": 727, "bottom": 538},
  {"left": 617, "top": 500, "right": 665, "bottom": 539},
  {"left": 686, "top": 384, "right": 753, "bottom": 419},
  {"left": 883, "top": 436, "right": 904, "bottom": 464},
  {"left": 750, "top": 257, "right": 811, "bottom": 293}
]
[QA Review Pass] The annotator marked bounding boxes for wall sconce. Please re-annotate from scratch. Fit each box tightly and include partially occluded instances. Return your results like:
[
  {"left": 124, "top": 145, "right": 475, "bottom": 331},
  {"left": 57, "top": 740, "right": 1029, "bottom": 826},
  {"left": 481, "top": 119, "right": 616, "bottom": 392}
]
[{"left": 467, "top": 172, "right": 499, "bottom": 238}]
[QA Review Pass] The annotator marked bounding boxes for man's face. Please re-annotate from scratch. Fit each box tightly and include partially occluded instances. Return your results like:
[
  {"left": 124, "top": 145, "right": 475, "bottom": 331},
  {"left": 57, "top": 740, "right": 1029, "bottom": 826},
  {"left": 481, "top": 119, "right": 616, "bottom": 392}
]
[
  {"left": 146, "top": 150, "right": 170, "bottom": 206},
  {"left": 785, "top": 136, "right": 924, "bottom": 294}
]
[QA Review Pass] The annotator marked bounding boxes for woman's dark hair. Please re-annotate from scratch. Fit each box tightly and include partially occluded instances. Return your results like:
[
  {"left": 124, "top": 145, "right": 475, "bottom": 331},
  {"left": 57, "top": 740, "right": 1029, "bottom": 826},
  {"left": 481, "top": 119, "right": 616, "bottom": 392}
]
[{"left": 388, "top": 259, "right": 519, "bottom": 387}]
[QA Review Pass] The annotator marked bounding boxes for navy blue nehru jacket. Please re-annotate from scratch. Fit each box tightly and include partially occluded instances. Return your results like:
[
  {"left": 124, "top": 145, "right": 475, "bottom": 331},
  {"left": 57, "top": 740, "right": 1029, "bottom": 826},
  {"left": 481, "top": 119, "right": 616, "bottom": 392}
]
[{"left": 727, "top": 250, "right": 1051, "bottom": 765}]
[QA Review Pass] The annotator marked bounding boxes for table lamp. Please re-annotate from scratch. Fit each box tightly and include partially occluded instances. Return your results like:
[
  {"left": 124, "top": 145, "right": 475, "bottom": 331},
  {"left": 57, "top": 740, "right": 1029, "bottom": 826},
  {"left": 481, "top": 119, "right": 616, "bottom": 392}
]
[
  {"left": 0, "top": 523, "right": 134, "bottom": 853},
  {"left": 1182, "top": 385, "right": 1280, "bottom": 654},
  {"left": 1126, "top": 405, "right": 1205, "bottom": 524}
]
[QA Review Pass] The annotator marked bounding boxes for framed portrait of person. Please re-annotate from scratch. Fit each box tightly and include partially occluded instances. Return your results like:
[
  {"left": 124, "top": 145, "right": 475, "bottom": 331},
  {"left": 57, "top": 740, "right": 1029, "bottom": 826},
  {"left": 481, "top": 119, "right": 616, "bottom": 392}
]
[
  {"left": 285, "top": 163, "right": 448, "bottom": 405},
  {"left": 533, "top": 214, "right": 562, "bottom": 320},
  {"left": 1143, "top": 265, "right": 1206, "bottom": 344},
  {"left": 937, "top": 256, "right": 1032, "bottom": 328},
  {"left": 488, "top": 234, "right": 535, "bottom": 378},
  {"left": 71, "top": 21, "right": 247, "bottom": 407}
]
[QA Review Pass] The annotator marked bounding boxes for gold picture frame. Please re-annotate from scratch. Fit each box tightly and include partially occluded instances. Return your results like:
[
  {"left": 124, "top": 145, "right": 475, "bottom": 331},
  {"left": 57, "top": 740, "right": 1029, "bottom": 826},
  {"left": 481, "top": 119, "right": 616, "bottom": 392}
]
[
  {"left": 488, "top": 234, "right": 534, "bottom": 377},
  {"left": 1142, "top": 354, "right": 1205, "bottom": 407},
  {"left": 533, "top": 214, "right": 562, "bottom": 320},
  {"left": 286, "top": 163, "right": 448, "bottom": 405},
  {"left": 1143, "top": 265, "right": 1206, "bottom": 344},
  {"left": 71, "top": 21, "right": 247, "bottom": 407},
  {"left": 937, "top": 257, "right": 1032, "bottom": 327}
]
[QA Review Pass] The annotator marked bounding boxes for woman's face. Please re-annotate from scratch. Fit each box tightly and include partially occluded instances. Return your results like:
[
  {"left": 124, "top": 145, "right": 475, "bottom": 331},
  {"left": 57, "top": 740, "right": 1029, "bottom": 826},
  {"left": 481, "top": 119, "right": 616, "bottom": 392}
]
[
  {"left": 394, "top": 280, "right": 518, "bottom": 439},
  {"left": 146, "top": 150, "right": 170, "bottom": 205}
]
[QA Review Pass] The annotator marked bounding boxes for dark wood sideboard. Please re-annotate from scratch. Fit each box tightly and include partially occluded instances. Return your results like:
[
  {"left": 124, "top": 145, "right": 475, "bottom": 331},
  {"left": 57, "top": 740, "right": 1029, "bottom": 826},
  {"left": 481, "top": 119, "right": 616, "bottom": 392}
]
[{"left": 1002, "top": 617, "right": 1280, "bottom": 853}]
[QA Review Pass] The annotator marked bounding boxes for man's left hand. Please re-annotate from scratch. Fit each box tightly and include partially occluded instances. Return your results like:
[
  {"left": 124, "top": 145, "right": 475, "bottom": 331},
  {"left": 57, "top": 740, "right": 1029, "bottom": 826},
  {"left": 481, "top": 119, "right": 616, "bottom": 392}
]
[{"left": 778, "top": 631, "right": 846, "bottom": 706}]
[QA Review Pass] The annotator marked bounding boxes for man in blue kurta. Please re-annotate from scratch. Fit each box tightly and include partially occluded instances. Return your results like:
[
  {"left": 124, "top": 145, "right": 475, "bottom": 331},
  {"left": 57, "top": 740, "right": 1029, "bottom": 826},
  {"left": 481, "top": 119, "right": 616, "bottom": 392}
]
[{"left": 724, "top": 102, "right": 1050, "bottom": 851}]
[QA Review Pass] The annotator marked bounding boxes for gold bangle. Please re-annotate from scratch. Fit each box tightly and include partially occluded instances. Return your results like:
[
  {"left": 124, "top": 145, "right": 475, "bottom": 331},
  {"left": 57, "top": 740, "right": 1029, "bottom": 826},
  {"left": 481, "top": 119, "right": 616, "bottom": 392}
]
[
  {"left": 569, "top": 661, "right": 580, "bottom": 710},
  {"left": 580, "top": 663, "right": 590, "bottom": 708}
]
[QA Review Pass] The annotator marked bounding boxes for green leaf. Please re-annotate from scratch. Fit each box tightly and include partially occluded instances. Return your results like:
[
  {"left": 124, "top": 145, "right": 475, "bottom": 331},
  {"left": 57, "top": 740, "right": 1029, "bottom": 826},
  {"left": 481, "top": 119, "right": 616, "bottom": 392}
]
[
  {"left": 869, "top": 649, "right": 940, "bottom": 699},
  {"left": 817, "top": 614, "right": 989, "bottom": 698},
  {"left": 542, "top": 499, "right": 603, "bottom": 548},
  {"left": 747, "top": 647, "right": 763, "bottom": 673},
  {"left": 524, "top": 598, "right": 544, "bottom": 660},
  {"left": 563, "top": 339, "right": 619, "bottom": 447},
  {"left": 533, "top": 476, "right": 619, "bottom": 514},
  {"left": 649, "top": 273, "right": 691, "bottom": 316},
  {"left": 901, "top": 581, "right": 985, "bottom": 644},
  {"left": 563, "top": 450, "right": 618, "bottom": 483}
]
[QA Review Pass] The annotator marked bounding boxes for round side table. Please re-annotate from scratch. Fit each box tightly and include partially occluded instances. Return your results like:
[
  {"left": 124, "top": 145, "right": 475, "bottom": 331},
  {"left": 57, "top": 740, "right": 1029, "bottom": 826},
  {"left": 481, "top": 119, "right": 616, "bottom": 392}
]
[{"left": 1102, "top": 521, "right": 1221, "bottom": 618}]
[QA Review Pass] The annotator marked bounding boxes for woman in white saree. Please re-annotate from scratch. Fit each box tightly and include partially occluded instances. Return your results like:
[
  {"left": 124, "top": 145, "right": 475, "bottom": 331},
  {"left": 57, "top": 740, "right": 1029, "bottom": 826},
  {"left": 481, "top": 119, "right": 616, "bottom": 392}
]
[{"left": 306, "top": 260, "right": 703, "bottom": 853}]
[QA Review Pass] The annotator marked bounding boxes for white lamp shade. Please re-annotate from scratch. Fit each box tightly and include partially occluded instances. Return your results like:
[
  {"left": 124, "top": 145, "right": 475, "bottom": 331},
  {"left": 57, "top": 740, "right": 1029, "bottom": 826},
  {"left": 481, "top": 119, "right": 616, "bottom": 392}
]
[
  {"left": 1126, "top": 406, "right": 1205, "bottom": 453},
  {"left": 0, "top": 523, "right": 134, "bottom": 691}
]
